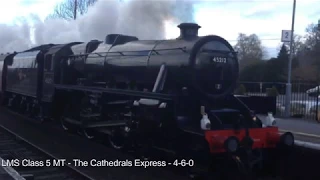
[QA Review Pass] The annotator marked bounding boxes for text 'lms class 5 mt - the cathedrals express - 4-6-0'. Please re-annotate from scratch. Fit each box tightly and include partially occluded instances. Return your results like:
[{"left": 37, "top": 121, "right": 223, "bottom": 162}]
[{"left": 0, "top": 23, "right": 294, "bottom": 178}]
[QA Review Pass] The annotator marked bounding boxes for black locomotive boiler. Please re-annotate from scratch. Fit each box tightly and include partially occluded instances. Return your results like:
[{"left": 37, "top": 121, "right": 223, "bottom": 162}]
[{"left": 0, "top": 23, "right": 294, "bottom": 178}]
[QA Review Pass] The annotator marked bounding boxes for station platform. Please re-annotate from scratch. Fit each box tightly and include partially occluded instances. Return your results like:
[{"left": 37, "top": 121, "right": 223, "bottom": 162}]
[
  {"left": 258, "top": 114, "right": 320, "bottom": 144},
  {"left": 0, "top": 157, "right": 25, "bottom": 180}
]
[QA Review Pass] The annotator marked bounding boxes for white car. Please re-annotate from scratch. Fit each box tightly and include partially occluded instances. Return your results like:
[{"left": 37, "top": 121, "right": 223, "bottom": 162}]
[{"left": 276, "top": 100, "right": 320, "bottom": 117}]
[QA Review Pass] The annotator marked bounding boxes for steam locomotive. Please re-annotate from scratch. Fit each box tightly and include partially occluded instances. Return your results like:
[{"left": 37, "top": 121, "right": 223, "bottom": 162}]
[{"left": 0, "top": 23, "right": 293, "bottom": 178}]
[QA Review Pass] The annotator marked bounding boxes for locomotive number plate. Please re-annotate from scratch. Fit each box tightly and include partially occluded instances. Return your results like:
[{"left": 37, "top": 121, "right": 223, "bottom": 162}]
[{"left": 211, "top": 57, "right": 227, "bottom": 63}]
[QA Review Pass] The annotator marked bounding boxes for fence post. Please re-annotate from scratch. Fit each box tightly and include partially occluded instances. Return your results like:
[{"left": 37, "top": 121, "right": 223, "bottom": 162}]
[{"left": 316, "top": 85, "right": 319, "bottom": 122}]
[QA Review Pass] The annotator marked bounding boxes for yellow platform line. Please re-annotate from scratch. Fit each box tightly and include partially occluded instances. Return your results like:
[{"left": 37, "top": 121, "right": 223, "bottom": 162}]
[{"left": 279, "top": 129, "right": 320, "bottom": 138}]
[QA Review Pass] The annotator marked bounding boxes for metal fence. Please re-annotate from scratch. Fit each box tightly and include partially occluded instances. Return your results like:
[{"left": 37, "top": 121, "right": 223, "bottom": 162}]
[{"left": 236, "top": 81, "right": 320, "bottom": 121}]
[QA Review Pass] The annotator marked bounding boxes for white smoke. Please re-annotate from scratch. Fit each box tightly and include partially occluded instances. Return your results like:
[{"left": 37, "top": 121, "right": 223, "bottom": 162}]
[
  {"left": 0, "top": 0, "right": 196, "bottom": 54},
  {"left": 0, "top": 20, "right": 32, "bottom": 53}
]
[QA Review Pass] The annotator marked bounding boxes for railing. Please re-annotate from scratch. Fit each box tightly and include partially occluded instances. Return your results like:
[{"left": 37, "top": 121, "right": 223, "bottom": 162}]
[{"left": 236, "top": 81, "right": 320, "bottom": 122}]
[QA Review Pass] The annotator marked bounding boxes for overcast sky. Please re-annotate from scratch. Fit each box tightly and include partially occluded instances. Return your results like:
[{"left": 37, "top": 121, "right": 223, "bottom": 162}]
[{"left": 0, "top": 0, "right": 319, "bottom": 58}]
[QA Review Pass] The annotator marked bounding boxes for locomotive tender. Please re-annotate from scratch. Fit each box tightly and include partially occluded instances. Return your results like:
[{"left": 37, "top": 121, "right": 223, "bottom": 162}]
[{"left": 0, "top": 23, "right": 294, "bottom": 177}]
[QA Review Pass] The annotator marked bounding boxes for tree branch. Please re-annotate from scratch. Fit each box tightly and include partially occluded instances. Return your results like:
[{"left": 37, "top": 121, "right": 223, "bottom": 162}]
[{"left": 47, "top": 0, "right": 98, "bottom": 20}]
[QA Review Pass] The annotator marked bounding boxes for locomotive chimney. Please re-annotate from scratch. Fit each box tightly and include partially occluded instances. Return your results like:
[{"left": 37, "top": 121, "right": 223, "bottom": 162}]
[{"left": 177, "top": 23, "right": 201, "bottom": 40}]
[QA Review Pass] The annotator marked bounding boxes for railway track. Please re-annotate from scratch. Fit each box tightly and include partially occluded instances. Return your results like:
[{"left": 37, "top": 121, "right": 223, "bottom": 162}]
[
  {"left": 0, "top": 123, "right": 93, "bottom": 180},
  {"left": 0, "top": 107, "right": 190, "bottom": 180}
]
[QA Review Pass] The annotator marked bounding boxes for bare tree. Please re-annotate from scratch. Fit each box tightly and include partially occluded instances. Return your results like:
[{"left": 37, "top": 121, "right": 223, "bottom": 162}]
[
  {"left": 234, "top": 33, "right": 265, "bottom": 71},
  {"left": 48, "top": 0, "right": 98, "bottom": 20},
  {"left": 291, "top": 34, "right": 305, "bottom": 56},
  {"left": 298, "top": 20, "right": 320, "bottom": 79},
  {"left": 275, "top": 35, "right": 304, "bottom": 59},
  {"left": 304, "top": 22, "right": 320, "bottom": 50}
]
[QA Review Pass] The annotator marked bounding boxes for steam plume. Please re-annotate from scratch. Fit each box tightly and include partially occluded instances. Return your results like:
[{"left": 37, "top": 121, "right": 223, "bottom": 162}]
[{"left": 0, "top": 0, "right": 196, "bottom": 54}]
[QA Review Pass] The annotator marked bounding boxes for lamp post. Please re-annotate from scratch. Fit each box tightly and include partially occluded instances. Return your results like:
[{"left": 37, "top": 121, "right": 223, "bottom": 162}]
[{"left": 285, "top": 0, "right": 296, "bottom": 118}]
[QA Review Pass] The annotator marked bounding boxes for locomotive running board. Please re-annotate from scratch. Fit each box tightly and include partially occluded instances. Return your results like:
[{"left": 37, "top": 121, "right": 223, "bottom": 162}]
[
  {"left": 63, "top": 117, "right": 127, "bottom": 128},
  {"left": 85, "top": 120, "right": 127, "bottom": 128},
  {"left": 64, "top": 117, "right": 81, "bottom": 125},
  {"left": 54, "top": 84, "right": 174, "bottom": 101}
]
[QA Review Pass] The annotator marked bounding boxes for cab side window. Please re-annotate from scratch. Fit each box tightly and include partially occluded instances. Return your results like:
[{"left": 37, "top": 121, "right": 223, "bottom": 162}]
[{"left": 44, "top": 55, "right": 52, "bottom": 71}]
